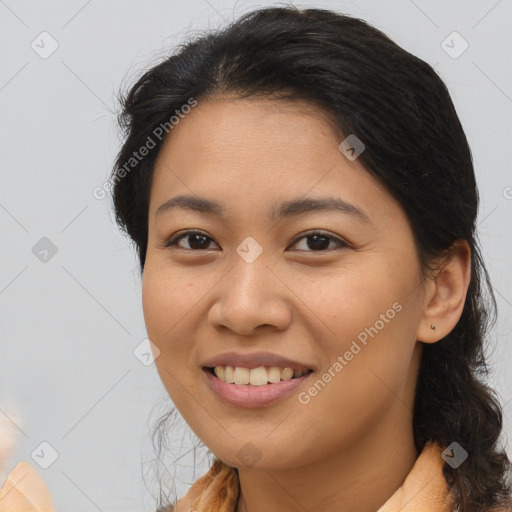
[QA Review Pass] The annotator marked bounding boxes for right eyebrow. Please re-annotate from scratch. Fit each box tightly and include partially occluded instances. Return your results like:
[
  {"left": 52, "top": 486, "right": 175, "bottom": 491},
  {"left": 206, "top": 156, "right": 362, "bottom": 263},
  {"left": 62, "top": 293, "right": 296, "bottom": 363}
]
[{"left": 155, "top": 194, "right": 372, "bottom": 224}]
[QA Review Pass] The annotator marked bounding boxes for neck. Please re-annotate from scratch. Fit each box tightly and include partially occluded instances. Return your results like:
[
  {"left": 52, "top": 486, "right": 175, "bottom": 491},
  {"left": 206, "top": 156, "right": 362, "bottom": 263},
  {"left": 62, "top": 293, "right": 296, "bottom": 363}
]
[{"left": 235, "top": 399, "right": 418, "bottom": 512}]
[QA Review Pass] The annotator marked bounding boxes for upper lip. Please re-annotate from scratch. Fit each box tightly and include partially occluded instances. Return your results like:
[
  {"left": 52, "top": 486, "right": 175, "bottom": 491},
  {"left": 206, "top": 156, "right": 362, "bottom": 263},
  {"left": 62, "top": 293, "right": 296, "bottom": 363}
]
[{"left": 201, "top": 351, "right": 315, "bottom": 371}]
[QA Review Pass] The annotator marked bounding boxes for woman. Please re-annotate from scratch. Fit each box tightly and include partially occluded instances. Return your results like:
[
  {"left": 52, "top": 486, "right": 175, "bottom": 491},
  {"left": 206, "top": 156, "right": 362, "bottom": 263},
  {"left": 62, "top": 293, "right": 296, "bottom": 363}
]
[{"left": 109, "top": 5, "right": 511, "bottom": 512}]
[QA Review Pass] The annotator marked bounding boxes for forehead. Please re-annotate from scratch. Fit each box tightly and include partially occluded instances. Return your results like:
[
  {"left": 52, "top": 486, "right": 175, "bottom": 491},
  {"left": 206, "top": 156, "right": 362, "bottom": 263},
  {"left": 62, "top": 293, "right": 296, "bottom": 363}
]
[
  {"left": 155, "top": 95, "right": 341, "bottom": 160},
  {"left": 148, "top": 96, "right": 399, "bottom": 227}
]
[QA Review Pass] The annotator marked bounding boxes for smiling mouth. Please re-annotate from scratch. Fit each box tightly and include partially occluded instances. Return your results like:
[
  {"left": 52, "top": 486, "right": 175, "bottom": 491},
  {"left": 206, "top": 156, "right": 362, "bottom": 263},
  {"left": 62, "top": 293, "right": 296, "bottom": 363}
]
[{"left": 203, "top": 366, "right": 314, "bottom": 386}]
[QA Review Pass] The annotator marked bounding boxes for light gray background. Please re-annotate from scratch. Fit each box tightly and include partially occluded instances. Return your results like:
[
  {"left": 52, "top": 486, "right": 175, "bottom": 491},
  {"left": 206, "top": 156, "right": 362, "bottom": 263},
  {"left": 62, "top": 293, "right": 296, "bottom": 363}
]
[{"left": 1, "top": 1, "right": 511, "bottom": 511}]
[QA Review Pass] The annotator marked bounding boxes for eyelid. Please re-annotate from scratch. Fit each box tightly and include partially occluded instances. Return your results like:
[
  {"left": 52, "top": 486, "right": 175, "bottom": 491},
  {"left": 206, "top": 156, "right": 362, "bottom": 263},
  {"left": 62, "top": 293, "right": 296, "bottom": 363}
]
[
  {"left": 163, "top": 229, "right": 351, "bottom": 252},
  {"left": 163, "top": 229, "right": 218, "bottom": 250},
  {"left": 288, "top": 230, "right": 350, "bottom": 250}
]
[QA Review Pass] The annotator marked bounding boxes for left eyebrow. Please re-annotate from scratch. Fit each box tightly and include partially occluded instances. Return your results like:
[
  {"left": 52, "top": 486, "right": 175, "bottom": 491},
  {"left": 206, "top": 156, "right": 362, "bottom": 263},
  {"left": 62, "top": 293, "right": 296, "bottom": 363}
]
[{"left": 155, "top": 194, "right": 372, "bottom": 224}]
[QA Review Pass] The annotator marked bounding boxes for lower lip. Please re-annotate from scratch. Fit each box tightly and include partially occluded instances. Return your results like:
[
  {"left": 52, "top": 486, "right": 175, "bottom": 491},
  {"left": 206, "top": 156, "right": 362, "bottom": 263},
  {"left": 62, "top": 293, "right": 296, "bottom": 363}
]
[{"left": 202, "top": 368, "right": 314, "bottom": 408}]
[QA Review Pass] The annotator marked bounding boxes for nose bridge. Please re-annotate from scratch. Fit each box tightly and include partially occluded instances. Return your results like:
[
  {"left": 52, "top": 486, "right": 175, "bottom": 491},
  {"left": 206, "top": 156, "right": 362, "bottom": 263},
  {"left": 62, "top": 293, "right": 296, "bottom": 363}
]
[
  {"left": 210, "top": 243, "right": 291, "bottom": 333},
  {"left": 226, "top": 241, "right": 273, "bottom": 303}
]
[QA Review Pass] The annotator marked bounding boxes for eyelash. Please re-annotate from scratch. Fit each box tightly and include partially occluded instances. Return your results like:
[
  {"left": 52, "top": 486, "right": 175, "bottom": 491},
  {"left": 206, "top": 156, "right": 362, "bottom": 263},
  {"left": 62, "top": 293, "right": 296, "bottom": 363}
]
[{"left": 163, "top": 229, "right": 350, "bottom": 252}]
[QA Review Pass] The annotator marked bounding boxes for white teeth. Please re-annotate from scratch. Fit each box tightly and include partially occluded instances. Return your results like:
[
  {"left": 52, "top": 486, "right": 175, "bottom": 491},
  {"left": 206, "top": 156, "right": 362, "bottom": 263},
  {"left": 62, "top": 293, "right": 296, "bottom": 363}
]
[
  {"left": 267, "top": 366, "right": 281, "bottom": 383},
  {"left": 224, "top": 365, "right": 234, "bottom": 383},
  {"left": 249, "top": 367, "right": 268, "bottom": 386},
  {"left": 211, "top": 365, "right": 311, "bottom": 385},
  {"left": 281, "top": 367, "right": 294, "bottom": 380},
  {"left": 233, "top": 367, "right": 250, "bottom": 385},
  {"left": 214, "top": 366, "right": 225, "bottom": 381}
]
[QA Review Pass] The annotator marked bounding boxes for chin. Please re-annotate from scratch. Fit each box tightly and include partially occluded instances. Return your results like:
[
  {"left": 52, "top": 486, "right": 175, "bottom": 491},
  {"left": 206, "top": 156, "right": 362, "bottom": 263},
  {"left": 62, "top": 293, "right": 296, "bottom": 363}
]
[{"left": 210, "top": 440, "right": 307, "bottom": 471}]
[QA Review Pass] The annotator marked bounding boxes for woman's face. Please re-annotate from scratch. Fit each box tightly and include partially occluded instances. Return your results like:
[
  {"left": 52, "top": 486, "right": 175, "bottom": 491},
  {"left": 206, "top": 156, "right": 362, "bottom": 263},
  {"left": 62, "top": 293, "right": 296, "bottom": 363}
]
[{"left": 142, "top": 97, "right": 429, "bottom": 470}]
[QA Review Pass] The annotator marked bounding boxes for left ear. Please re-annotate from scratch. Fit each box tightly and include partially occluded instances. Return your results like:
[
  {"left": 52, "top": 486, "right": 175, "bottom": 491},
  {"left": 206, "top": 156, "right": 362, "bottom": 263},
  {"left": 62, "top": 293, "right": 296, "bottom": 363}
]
[{"left": 416, "top": 239, "right": 472, "bottom": 343}]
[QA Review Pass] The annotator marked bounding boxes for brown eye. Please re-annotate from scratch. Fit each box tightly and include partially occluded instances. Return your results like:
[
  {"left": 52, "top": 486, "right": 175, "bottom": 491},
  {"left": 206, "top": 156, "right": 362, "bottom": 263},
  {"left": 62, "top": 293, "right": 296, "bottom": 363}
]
[
  {"left": 165, "top": 230, "right": 219, "bottom": 251},
  {"left": 163, "top": 229, "right": 349, "bottom": 252},
  {"left": 289, "top": 231, "right": 349, "bottom": 252}
]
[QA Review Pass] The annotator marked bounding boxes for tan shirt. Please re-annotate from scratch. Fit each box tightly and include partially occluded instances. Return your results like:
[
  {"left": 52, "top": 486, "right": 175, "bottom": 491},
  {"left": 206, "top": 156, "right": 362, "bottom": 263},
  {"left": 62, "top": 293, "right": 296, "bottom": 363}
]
[{"left": 172, "top": 441, "right": 456, "bottom": 512}]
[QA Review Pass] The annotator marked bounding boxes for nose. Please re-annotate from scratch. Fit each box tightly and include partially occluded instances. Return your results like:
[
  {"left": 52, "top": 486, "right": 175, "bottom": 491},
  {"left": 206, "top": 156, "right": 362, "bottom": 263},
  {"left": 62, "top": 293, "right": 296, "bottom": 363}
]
[{"left": 208, "top": 254, "right": 293, "bottom": 336}]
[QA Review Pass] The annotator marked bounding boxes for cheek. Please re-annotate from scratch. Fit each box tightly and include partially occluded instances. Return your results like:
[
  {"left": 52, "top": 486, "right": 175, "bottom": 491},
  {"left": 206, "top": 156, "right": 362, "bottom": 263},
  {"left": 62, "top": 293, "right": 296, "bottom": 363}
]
[
  {"left": 141, "top": 263, "right": 207, "bottom": 394},
  {"left": 141, "top": 263, "right": 195, "bottom": 340},
  {"left": 141, "top": 268, "right": 188, "bottom": 389},
  {"left": 293, "top": 256, "right": 420, "bottom": 410},
  {"left": 289, "top": 256, "right": 406, "bottom": 342}
]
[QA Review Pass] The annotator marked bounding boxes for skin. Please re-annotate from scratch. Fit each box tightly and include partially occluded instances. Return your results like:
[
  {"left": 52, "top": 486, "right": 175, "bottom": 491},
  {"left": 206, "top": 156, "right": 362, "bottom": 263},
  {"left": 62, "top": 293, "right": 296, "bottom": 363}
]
[{"left": 142, "top": 96, "right": 471, "bottom": 512}]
